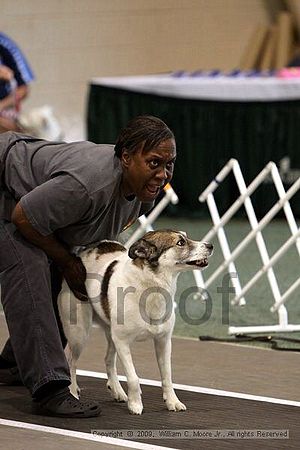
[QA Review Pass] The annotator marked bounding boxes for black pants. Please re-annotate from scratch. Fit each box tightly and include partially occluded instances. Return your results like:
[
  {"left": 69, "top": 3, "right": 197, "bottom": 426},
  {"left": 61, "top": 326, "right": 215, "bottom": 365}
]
[{"left": 0, "top": 220, "right": 70, "bottom": 396}]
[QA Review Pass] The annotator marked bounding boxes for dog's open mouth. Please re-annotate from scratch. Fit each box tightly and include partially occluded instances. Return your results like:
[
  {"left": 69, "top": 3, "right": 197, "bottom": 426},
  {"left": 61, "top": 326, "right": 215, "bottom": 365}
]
[{"left": 185, "top": 258, "right": 208, "bottom": 268}]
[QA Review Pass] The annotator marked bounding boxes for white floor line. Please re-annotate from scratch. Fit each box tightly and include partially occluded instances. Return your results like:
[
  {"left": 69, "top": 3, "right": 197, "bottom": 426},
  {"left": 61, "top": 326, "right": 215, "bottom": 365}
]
[
  {"left": 0, "top": 418, "right": 176, "bottom": 450},
  {"left": 77, "top": 369, "right": 300, "bottom": 408}
]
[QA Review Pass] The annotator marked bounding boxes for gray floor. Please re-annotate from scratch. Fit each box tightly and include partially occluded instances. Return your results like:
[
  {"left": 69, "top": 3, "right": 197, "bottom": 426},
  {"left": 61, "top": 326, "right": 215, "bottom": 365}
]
[{"left": 0, "top": 314, "right": 299, "bottom": 449}]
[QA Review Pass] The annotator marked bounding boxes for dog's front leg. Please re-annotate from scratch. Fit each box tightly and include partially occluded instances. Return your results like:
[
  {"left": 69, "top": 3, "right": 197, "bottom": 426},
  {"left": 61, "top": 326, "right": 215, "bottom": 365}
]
[
  {"left": 154, "top": 335, "right": 186, "bottom": 411},
  {"left": 112, "top": 337, "right": 143, "bottom": 414}
]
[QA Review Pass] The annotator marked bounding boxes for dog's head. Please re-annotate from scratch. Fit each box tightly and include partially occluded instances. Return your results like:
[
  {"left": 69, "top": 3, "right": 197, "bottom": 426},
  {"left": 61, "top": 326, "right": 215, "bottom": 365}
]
[{"left": 128, "top": 229, "right": 213, "bottom": 271}]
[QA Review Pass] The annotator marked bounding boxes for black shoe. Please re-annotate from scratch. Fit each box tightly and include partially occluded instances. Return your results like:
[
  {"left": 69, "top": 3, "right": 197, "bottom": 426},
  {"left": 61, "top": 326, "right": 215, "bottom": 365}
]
[
  {"left": 0, "top": 366, "right": 23, "bottom": 385},
  {"left": 32, "top": 388, "right": 101, "bottom": 418}
]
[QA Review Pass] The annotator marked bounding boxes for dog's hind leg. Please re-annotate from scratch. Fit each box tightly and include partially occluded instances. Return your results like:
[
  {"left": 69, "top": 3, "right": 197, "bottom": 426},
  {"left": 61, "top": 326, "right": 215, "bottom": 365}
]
[
  {"left": 112, "top": 336, "right": 143, "bottom": 414},
  {"left": 59, "top": 291, "right": 93, "bottom": 398},
  {"left": 104, "top": 327, "right": 128, "bottom": 402},
  {"left": 64, "top": 343, "right": 81, "bottom": 398},
  {"left": 154, "top": 335, "right": 186, "bottom": 411}
]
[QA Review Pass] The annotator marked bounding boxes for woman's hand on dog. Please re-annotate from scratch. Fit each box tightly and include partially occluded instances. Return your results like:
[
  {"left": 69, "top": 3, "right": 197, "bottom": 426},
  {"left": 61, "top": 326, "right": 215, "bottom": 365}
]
[{"left": 62, "top": 256, "right": 89, "bottom": 301}]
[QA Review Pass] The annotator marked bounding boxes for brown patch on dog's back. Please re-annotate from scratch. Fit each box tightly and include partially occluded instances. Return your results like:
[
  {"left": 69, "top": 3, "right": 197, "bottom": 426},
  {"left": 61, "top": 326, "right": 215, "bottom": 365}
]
[
  {"left": 96, "top": 241, "right": 126, "bottom": 259},
  {"left": 100, "top": 260, "right": 118, "bottom": 320}
]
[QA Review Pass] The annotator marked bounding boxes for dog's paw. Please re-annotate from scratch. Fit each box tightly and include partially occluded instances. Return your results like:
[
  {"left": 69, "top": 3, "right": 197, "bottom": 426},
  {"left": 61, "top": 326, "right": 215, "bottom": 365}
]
[
  {"left": 107, "top": 382, "right": 128, "bottom": 403},
  {"left": 165, "top": 398, "right": 187, "bottom": 412},
  {"left": 114, "top": 390, "right": 128, "bottom": 403},
  {"left": 128, "top": 401, "right": 143, "bottom": 415}
]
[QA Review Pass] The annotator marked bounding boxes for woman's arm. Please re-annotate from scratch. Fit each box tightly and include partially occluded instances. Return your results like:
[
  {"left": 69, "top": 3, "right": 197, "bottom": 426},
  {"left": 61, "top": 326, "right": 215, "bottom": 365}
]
[{"left": 11, "top": 202, "right": 88, "bottom": 301}]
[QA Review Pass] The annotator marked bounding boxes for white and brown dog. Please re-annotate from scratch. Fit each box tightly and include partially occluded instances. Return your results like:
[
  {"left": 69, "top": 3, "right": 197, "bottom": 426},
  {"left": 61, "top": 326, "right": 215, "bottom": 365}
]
[{"left": 58, "top": 230, "right": 213, "bottom": 415}]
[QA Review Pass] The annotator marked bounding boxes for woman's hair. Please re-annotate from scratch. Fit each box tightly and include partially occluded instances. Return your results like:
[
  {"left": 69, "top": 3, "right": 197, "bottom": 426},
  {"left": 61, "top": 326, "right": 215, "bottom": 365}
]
[{"left": 114, "top": 115, "right": 174, "bottom": 158}]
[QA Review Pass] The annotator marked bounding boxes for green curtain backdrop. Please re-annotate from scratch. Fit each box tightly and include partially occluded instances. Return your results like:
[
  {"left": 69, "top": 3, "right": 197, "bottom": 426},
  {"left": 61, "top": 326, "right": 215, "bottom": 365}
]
[{"left": 87, "top": 85, "right": 300, "bottom": 218}]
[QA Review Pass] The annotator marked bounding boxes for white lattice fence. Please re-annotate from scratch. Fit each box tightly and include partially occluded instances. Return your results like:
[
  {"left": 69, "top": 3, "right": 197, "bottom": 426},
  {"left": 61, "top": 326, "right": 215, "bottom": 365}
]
[{"left": 196, "top": 158, "right": 300, "bottom": 335}]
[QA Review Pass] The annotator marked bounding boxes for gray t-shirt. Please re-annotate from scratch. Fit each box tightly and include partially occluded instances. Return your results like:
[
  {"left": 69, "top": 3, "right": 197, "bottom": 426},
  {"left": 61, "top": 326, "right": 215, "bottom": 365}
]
[{"left": 0, "top": 132, "right": 153, "bottom": 247}]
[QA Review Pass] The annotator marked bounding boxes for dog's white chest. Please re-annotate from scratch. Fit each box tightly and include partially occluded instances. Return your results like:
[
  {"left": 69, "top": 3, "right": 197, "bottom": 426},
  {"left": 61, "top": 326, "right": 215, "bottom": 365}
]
[{"left": 136, "top": 325, "right": 173, "bottom": 341}]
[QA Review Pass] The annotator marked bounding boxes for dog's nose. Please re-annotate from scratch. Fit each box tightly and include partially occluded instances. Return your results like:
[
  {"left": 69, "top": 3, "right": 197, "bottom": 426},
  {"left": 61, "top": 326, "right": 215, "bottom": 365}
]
[{"left": 205, "top": 242, "right": 213, "bottom": 251}]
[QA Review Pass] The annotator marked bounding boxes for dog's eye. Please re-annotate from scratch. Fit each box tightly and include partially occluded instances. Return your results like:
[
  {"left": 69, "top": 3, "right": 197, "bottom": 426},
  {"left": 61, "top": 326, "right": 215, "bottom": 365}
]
[{"left": 177, "top": 238, "right": 186, "bottom": 247}]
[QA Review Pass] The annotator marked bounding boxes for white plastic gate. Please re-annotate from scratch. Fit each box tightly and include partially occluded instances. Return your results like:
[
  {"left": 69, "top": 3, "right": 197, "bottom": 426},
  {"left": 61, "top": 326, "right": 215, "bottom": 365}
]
[{"left": 196, "top": 158, "right": 300, "bottom": 335}]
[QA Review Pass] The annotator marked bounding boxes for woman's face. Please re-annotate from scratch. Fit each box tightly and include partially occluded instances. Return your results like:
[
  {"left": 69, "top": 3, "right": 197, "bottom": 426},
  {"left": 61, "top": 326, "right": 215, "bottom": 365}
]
[{"left": 121, "top": 138, "right": 176, "bottom": 202}]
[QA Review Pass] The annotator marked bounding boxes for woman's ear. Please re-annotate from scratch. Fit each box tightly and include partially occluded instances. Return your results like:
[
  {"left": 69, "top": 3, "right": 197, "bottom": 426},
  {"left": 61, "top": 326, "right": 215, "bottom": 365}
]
[{"left": 121, "top": 149, "right": 131, "bottom": 168}]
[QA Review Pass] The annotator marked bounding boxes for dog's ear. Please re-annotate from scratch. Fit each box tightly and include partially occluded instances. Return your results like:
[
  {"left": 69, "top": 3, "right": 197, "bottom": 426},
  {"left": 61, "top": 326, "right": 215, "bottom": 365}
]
[{"left": 128, "top": 239, "right": 159, "bottom": 266}]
